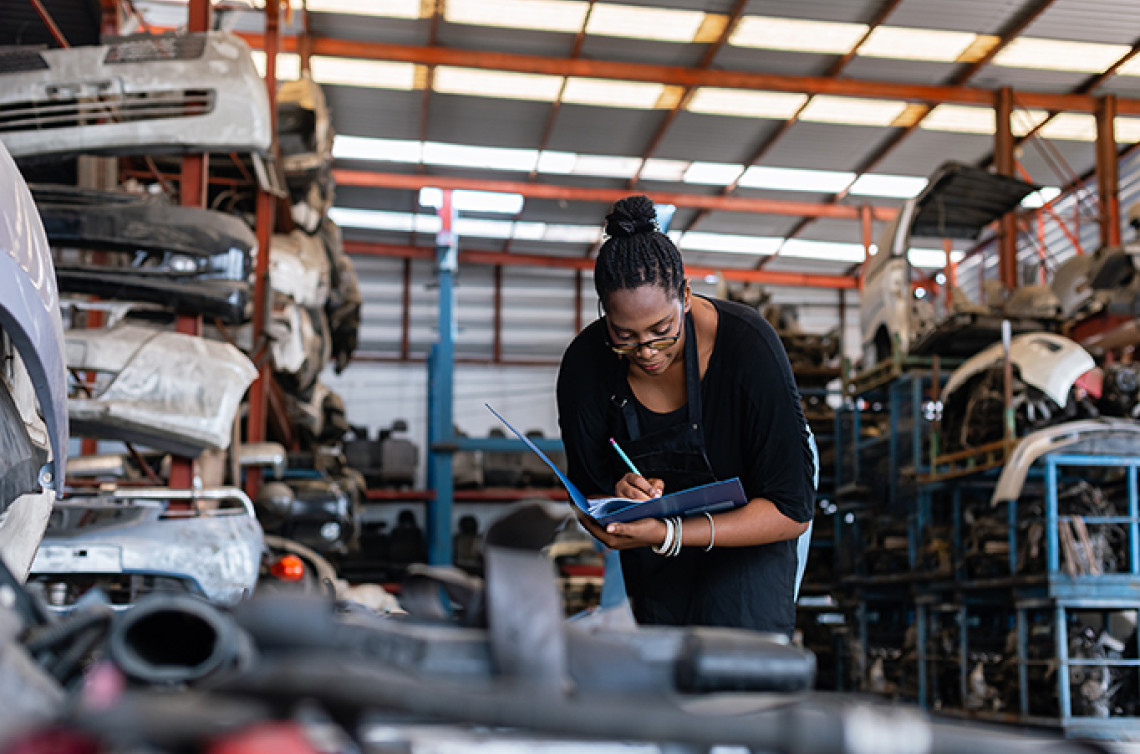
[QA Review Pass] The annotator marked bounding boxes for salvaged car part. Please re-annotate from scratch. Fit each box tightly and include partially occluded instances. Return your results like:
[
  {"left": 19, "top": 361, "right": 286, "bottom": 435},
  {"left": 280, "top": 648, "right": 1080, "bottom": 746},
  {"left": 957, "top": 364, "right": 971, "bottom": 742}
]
[
  {"left": 270, "top": 229, "right": 330, "bottom": 307},
  {"left": 66, "top": 323, "right": 257, "bottom": 456},
  {"left": 34, "top": 183, "right": 257, "bottom": 324},
  {"left": 0, "top": 141, "right": 68, "bottom": 582},
  {"left": 27, "top": 487, "right": 262, "bottom": 609},
  {"left": 1052, "top": 242, "right": 1140, "bottom": 322},
  {"left": 0, "top": 32, "right": 271, "bottom": 161},
  {"left": 860, "top": 161, "right": 1038, "bottom": 364},
  {"left": 318, "top": 219, "right": 361, "bottom": 373},
  {"left": 277, "top": 72, "right": 333, "bottom": 191},
  {"left": 268, "top": 297, "right": 330, "bottom": 395},
  {"left": 940, "top": 333, "right": 1097, "bottom": 453}
]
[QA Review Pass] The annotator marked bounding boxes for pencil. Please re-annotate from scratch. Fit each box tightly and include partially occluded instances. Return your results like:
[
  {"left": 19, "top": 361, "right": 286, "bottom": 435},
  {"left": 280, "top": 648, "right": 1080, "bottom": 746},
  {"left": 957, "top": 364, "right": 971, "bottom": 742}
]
[{"left": 608, "top": 437, "right": 643, "bottom": 477}]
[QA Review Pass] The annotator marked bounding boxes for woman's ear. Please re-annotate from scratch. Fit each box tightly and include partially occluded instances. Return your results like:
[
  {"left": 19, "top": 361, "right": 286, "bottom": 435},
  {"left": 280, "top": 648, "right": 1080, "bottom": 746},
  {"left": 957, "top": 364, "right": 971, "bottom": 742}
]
[{"left": 682, "top": 279, "right": 692, "bottom": 312}]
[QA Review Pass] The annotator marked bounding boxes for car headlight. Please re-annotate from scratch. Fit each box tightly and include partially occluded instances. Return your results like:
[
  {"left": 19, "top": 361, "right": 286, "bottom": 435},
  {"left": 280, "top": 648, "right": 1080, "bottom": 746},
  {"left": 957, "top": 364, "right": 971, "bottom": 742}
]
[
  {"left": 319, "top": 522, "right": 341, "bottom": 542},
  {"left": 168, "top": 253, "right": 199, "bottom": 274}
]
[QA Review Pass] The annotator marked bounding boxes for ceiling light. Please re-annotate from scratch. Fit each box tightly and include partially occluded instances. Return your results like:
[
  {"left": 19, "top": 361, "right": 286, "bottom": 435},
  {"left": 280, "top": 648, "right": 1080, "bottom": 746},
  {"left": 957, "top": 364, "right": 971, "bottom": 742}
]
[
  {"left": 434, "top": 66, "right": 562, "bottom": 102},
  {"left": 250, "top": 51, "right": 301, "bottom": 81},
  {"left": 780, "top": 239, "right": 865, "bottom": 263},
  {"left": 993, "top": 37, "right": 1129, "bottom": 73},
  {"left": 562, "top": 78, "right": 667, "bottom": 109},
  {"left": 639, "top": 159, "right": 689, "bottom": 182},
  {"left": 858, "top": 26, "right": 979, "bottom": 62},
  {"left": 310, "top": 56, "right": 419, "bottom": 89},
  {"left": 333, "top": 135, "right": 422, "bottom": 162},
  {"left": 1038, "top": 113, "right": 1097, "bottom": 141},
  {"left": 305, "top": 0, "right": 423, "bottom": 18},
  {"left": 908, "top": 248, "right": 965, "bottom": 268},
  {"left": 686, "top": 88, "right": 807, "bottom": 119},
  {"left": 847, "top": 173, "right": 928, "bottom": 199},
  {"left": 1021, "top": 187, "right": 1062, "bottom": 208},
  {"left": 422, "top": 142, "right": 539, "bottom": 171},
  {"left": 679, "top": 232, "right": 781, "bottom": 255},
  {"left": 419, "top": 188, "right": 525, "bottom": 214},
  {"left": 536, "top": 151, "right": 577, "bottom": 173},
  {"left": 799, "top": 95, "right": 909, "bottom": 127},
  {"left": 587, "top": 3, "right": 707, "bottom": 43},
  {"left": 444, "top": 0, "right": 586, "bottom": 32},
  {"left": 683, "top": 162, "right": 744, "bottom": 185},
  {"left": 738, "top": 165, "right": 854, "bottom": 193},
  {"left": 730, "top": 15, "right": 867, "bottom": 54},
  {"left": 571, "top": 154, "right": 642, "bottom": 178}
]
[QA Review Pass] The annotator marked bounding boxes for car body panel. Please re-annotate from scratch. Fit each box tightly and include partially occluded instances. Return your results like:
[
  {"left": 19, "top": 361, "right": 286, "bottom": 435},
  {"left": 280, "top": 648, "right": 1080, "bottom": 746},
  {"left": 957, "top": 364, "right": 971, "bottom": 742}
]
[
  {"left": 0, "top": 32, "right": 271, "bottom": 160},
  {"left": 942, "top": 332, "right": 1095, "bottom": 408}
]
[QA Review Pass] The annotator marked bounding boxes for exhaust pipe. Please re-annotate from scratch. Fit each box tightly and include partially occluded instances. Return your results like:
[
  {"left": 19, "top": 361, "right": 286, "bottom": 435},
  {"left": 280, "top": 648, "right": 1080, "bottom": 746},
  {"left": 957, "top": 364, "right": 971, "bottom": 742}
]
[{"left": 107, "top": 594, "right": 252, "bottom": 686}]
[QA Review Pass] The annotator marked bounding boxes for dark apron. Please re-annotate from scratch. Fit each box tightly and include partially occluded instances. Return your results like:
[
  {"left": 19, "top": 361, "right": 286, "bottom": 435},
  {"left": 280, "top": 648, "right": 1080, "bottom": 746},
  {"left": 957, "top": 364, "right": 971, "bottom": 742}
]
[{"left": 611, "top": 310, "right": 718, "bottom": 626}]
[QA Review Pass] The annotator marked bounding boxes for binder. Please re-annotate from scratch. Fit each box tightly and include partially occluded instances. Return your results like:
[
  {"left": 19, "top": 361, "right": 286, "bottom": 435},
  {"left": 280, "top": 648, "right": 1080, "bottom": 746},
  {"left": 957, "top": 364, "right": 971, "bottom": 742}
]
[{"left": 485, "top": 404, "right": 747, "bottom": 525}]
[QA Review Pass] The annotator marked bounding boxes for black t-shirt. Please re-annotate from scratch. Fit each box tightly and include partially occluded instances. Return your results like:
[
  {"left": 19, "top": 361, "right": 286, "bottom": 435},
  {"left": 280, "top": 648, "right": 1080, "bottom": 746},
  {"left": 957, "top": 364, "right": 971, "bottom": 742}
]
[{"left": 556, "top": 296, "right": 815, "bottom": 634}]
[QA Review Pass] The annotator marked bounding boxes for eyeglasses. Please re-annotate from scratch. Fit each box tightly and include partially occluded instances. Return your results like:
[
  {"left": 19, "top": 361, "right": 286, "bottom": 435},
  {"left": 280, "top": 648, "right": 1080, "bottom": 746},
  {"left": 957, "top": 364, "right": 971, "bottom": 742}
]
[{"left": 602, "top": 305, "right": 683, "bottom": 356}]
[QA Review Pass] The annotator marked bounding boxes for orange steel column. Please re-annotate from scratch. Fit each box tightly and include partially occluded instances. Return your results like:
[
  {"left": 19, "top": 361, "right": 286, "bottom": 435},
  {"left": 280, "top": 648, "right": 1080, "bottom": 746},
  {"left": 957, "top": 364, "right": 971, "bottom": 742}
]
[
  {"left": 171, "top": 0, "right": 212, "bottom": 490},
  {"left": 1096, "top": 95, "right": 1121, "bottom": 248},
  {"left": 994, "top": 88, "right": 1019, "bottom": 290},
  {"left": 245, "top": 0, "right": 281, "bottom": 499}
]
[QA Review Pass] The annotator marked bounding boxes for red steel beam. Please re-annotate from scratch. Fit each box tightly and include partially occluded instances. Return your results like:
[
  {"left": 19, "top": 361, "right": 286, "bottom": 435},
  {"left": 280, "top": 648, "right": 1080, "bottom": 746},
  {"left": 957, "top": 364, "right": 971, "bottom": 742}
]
[
  {"left": 333, "top": 169, "right": 897, "bottom": 221},
  {"left": 1096, "top": 95, "right": 1121, "bottom": 248},
  {"left": 343, "top": 240, "right": 857, "bottom": 289},
  {"left": 995, "top": 87, "right": 1019, "bottom": 289},
  {"left": 233, "top": 32, "right": 1140, "bottom": 115}
]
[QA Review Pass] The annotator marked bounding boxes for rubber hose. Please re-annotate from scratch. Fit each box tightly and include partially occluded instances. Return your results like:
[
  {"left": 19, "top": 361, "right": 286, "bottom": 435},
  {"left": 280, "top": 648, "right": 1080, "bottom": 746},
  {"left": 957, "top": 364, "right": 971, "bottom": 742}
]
[{"left": 23, "top": 603, "right": 113, "bottom": 654}]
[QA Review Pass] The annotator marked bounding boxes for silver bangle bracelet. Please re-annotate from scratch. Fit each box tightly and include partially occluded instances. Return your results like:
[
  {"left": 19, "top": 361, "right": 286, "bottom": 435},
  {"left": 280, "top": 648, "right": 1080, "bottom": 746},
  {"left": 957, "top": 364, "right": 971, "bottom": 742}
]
[
  {"left": 704, "top": 511, "right": 716, "bottom": 551},
  {"left": 652, "top": 517, "right": 675, "bottom": 555}
]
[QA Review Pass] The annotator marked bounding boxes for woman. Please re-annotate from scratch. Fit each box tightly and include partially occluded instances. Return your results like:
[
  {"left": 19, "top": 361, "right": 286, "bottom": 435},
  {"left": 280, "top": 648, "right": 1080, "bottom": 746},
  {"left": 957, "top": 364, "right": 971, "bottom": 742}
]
[{"left": 556, "top": 195, "right": 815, "bottom": 636}]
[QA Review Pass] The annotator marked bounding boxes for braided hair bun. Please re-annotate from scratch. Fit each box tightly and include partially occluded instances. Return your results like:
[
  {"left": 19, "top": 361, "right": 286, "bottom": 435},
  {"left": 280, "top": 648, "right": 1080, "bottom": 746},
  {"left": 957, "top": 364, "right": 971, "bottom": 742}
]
[{"left": 604, "top": 195, "right": 658, "bottom": 238}]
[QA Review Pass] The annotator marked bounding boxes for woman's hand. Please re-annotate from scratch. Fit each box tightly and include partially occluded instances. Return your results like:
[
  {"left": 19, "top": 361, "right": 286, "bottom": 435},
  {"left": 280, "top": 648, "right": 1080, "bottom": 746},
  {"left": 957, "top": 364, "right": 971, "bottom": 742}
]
[
  {"left": 615, "top": 473, "right": 664, "bottom": 500},
  {"left": 577, "top": 512, "right": 669, "bottom": 551}
]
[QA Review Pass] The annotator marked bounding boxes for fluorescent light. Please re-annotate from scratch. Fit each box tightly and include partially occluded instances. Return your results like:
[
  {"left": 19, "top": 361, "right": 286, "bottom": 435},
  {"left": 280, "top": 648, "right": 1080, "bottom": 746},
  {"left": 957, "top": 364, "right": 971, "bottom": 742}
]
[
  {"left": 305, "top": 0, "right": 423, "bottom": 18},
  {"left": 780, "top": 239, "right": 865, "bottom": 263},
  {"left": 687, "top": 87, "right": 807, "bottom": 119},
  {"left": 799, "top": 95, "right": 908, "bottom": 127},
  {"left": 422, "top": 142, "right": 538, "bottom": 171},
  {"left": 587, "top": 3, "right": 707, "bottom": 43},
  {"left": 738, "top": 165, "right": 854, "bottom": 193},
  {"left": 542, "top": 224, "right": 603, "bottom": 243},
  {"left": 639, "top": 159, "right": 689, "bottom": 182},
  {"left": 444, "top": 0, "right": 586, "bottom": 32},
  {"left": 993, "top": 37, "right": 1129, "bottom": 73},
  {"left": 921, "top": 104, "right": 1047, "bottom": 136},
  {"left": 679, "top": 232, "right": 781, "bottom": 255},
  {"left": 310, "top": 56, "right": 418, "bottom": 89},
  {"left": 536, "top": 151, "right": 577, "bottom": 174},
  {"left": 858, "top": 26, "right": 979, "bottom": 62},
  {"left": 571, "top": 154, "right": 642, "bottom": 178},
  {"left": 433, "top": 66, "right": 562, "bottom": 102},
  {"left": 333, "top": 135, "right": 421, "bottom": 163},
  {"left": 329, "top": 208, "right": 440, "bottom": 233},
  {"left": 562, "top": 78, "right": 667, "bottom": 109},
  {"left": 1038, "top": 113, "right": 1096, "bottom": 141},
  {"left": 250, "top": 51, "right": 301, "bottom": 81},
  {"left": 731, "top": 15, "right": 867, "bottom": 54},
  {"left": 418, "top": 188, "right": 525, "bottom": 214},
  {"left": 908, "top": 248, "right": 965, "bottom": 268},
  {"left": 683, "top": 161, "right": 743, "bottom": 185},
  {"left": 848, "top": 173, "right": 928, "bottom": 199},
  {"left": 1021, "top": 187, "right": 1062, "bottom": 208}
]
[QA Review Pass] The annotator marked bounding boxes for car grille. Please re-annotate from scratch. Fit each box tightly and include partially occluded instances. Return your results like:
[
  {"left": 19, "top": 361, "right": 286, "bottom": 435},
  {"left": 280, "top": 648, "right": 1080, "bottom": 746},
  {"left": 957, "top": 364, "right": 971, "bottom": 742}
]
[{"left": 0, "top": 89, "right": 215, "bottom": 132}]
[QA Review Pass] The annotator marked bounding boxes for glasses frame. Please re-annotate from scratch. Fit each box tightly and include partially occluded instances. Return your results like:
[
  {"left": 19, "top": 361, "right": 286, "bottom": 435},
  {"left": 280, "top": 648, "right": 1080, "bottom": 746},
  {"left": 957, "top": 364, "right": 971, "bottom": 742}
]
[{"left": 601, "top": 301, "right": 684, "bottom": 356}]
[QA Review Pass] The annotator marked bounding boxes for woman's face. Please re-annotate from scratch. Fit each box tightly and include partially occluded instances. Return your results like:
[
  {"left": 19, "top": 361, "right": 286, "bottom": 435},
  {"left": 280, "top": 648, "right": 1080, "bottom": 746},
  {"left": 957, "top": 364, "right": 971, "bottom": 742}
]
[{"left": 602, "top": 283, "right": 689, "bottom": 377}]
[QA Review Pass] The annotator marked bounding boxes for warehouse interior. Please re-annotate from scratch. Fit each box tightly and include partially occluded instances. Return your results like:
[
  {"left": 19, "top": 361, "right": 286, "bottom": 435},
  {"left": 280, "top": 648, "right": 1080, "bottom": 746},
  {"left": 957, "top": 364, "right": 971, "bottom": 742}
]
[{"left": 4, "top": 0, "right": 1140, "bottom": 749}]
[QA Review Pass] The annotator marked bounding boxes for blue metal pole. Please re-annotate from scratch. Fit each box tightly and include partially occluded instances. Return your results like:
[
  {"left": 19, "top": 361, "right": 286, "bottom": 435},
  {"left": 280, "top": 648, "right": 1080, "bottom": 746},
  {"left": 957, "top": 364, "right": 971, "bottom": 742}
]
[
  {"left": 427, "top": 191, "right": 458, "bottom": 566},
  {"left": 1046, "top": 456, "right": 1060, "bottom": 576},
  {"left": 1129, "top": 463, "right": 1139, "bottom": 576}
]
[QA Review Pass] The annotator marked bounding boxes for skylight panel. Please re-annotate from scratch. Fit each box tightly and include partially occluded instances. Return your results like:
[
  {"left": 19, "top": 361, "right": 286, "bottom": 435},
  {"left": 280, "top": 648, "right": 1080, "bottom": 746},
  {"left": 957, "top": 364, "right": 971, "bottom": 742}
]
[
  {"left": 1021, "top": 187, "right": 1062, "bottom": 208},
  {"left": 311, "top": 57, "right": 419, "bottom": 89},
  {"left": 433, "top": 67, "right": 562, "bottom": 102},
  {"left": 858, "top": 26, "right": 979, "bottom": 62},
  {"left": 1038, "top": 113, "right": 1097, "bottom": 141},
  {"left": 908, "top": 248, "right": 965, "bottom": 269},
  {"left": 543, "top": 224, "right": 604, "bottom": 243},
  {"left": 562, "top": 78, "right": 669, "bottom": 109},
  {"left": 251, "top": 52, "right": 302, "bottom": 81},
  {"left": 536, "top": 151, "right": 577, "bottom": 174},
  {"left": 686, "top": 88, "right": 807, "bottom": 119},
  {"left": 1115, "top": 117, "right": 1140, "bottom": 143},
  {"left": 444, "top": 0, "right": 586, "bottom": 32},
  {"left": 454, "top": 218, "right": 517, "bottom": 239},
  {"left": 419, "top": 188, "right": 525, "bottom": 214},
  {"left": 305, "top": 0, "right": 423, "bottom": 18},
  {"left": 329, "top": 208, "right": 440, "bottom": 233},
  {"left": 738, "top": 166, "right": 854, "bottom": 193},
  {"left": 730, "top": 15, "right": 868, "bottom": 55},
  {"left": 422, "top": 142, "right": 539, "bottom": 171},
  {"left": 639, "top": 159, "right": 690, "bottom": 182},
  {"left": 511, "top": 223, "right": 548, "bottom": 241},
  {"left": 571, "top": 154, "right": 644, "bottom": 178},
  {"left": 683, "top": 162, "right": 744, "bottom": 185},
  {"left": 992, "top": 37, "right": 1129, "bottom": 73},
  {"left": 780, "top": 239, "right": 865, "bottom": 263},
  {"left": 679, "top": 232, "right": 781, "bottom": 255},
  {"left": 799, "top": 96, "right": 909, "bottom": 127},
  {"left": 586, "top": 3, "right": 708, "bottom": 43},
  {"left": 847, "top": 173, "right": 928, "bottom": 199},
  {"left": 333, "top": 135, "right": 422, "bottom": 163},
  {"left": 921, "top": 105, "right": 1047, "bottom": 136}
]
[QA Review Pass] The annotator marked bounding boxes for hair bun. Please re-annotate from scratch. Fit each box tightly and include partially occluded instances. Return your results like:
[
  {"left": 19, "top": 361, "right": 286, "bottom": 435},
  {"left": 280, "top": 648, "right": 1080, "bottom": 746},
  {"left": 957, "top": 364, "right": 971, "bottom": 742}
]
[{"left": 604, "top": 195, "right": 658, "bottom": 238}]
